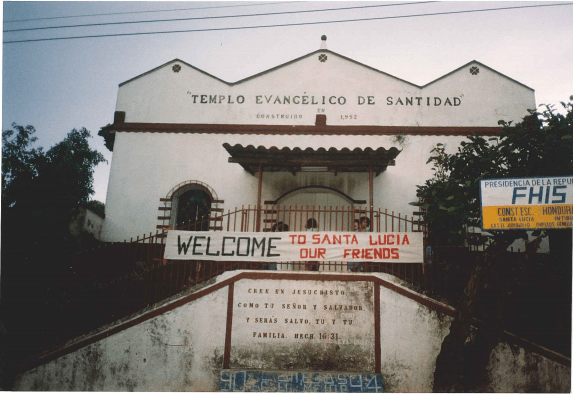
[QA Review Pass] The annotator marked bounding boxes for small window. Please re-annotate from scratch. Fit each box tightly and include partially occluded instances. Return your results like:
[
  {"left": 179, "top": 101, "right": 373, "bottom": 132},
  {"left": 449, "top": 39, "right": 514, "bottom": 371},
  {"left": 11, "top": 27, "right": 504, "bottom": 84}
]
[{"left": 173, "top": 189, "right": 211, "bottom": 231}]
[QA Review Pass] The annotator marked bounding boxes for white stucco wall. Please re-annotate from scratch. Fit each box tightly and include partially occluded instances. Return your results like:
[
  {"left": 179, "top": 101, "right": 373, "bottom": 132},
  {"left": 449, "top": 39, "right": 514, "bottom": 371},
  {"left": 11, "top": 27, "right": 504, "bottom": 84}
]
[
  {"left": 378, "top": 286, "right": 451, "bottom": 392},
  {"left": 13, "top": 272, "right": 569, "bottom": 392},
  {"left": 102, "top": 133, "right": 470, "bottom": 241},
  {"left": 115, "top": 54, "right": 535, "bottom": 127},
  {"left": 101, "top": 131, "right": 549, "bottom": 253}
]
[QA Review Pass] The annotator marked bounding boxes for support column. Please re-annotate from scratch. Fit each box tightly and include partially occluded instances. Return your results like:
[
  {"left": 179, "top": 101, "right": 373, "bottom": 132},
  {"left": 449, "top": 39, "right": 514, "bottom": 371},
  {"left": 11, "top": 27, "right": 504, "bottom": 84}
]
[
  {"left": 374, "top": 282, "right": 381, "bottom": 374},
  {"left": 256, "top": 164, "right": 263, "bottom": 232},
  {"left": 369, "top": 165, "right": 374, "bottom": 231}
]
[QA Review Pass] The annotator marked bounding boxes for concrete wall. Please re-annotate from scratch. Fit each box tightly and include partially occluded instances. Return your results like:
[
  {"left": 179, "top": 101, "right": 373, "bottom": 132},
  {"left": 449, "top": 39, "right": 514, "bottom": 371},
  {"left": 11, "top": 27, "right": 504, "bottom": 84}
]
[
  {"left": 14, "top": 276, "right": 230, "bottom": 392},
  {"left": 69, "top": 207, "right": 105, "bottom": 243},
  {"left": 488, "top": 341, "right": 571, "bottom": 392},
  {"left": 84, "top": 209, "right": 105, "bottom": 241},
  {"left": 13, "top": 271, "right": 570, "bottom": 392}
]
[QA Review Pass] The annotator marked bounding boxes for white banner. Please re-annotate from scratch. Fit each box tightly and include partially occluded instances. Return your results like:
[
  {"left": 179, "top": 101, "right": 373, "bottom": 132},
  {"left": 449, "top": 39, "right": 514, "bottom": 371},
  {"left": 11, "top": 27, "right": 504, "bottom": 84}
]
[
  {"left": 164, "top": 231, "right": 423, "bottom": 263},
  {"left": 480, "top": 176, "right": 573, "bottom": 206}
]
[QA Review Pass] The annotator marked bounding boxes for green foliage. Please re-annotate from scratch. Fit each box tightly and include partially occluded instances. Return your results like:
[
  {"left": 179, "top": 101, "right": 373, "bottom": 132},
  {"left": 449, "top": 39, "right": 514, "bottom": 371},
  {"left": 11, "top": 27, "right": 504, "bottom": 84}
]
[
  {"left": 417, "top": 98, "right": 573, "bottom": 247},
  {"left": 427, "top": 100, "right": 572, "bottom": 391},
  {"left": 2, "top": 124, "right": 107, "bottom": 268},
  {"left": 39, "top": 128, "right": 106, "bottom": 223},
  {"left": 2, "top": 125, "right": 107, "bottom": 370},
  {"left": 3, "top": 125, "right": 106, "bottom": 228},
  {"left": 2, "top": 123, "right": 44, "bottom": 212}
]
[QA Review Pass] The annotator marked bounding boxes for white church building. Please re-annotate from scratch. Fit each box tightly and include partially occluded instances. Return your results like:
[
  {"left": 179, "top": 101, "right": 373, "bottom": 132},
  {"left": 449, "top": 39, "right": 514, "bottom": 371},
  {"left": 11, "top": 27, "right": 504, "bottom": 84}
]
[
  {"left": 17, "top": 38, "right": 573, "bottom": 394},
  {"left": 98, "top": 36, "right": 535, "bottom": 244}
]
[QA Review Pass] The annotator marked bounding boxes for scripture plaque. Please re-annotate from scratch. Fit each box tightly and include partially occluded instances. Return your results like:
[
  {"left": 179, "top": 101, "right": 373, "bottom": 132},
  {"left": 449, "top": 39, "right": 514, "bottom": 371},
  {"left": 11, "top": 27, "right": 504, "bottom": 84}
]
[{"left": 230, "top": 279, "right": 375, "bottom": 372}]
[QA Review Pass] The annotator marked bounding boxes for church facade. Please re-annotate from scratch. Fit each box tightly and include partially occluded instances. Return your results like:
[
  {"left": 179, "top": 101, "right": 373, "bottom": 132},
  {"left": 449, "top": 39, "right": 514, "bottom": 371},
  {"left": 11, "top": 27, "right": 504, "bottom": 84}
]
[{"left": 98, "top": 37, "right": 535, "bottom": 244}]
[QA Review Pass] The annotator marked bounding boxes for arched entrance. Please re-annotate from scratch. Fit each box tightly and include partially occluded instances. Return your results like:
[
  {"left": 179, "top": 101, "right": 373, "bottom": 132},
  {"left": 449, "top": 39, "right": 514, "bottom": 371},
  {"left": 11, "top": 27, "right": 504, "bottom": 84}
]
[
  {"left": 272, "top": 186, "right": 358, "bottom": 233},
  {"left": 278, "top": 186, "right": 354, "bottom": 208},
  {"left": 223, "top": 143, "right": 401, "bottom": 232}
]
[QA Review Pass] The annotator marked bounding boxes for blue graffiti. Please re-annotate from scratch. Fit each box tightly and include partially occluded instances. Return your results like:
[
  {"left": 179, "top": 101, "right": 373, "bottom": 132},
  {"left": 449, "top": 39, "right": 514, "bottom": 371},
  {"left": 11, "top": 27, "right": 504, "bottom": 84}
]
[{"left": 219, "top": 370, "right": 383, "bottom": 392}]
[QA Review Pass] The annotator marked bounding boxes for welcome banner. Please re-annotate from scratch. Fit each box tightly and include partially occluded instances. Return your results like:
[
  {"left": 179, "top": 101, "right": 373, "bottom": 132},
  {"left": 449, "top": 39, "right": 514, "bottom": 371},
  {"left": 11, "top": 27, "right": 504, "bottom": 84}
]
[{"left": 164, "top": 231, "right": 423, "bottom": 263}]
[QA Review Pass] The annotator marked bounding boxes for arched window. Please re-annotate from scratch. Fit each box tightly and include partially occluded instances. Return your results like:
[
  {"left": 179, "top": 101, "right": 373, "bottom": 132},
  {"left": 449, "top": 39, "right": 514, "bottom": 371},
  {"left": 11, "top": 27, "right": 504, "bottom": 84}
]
[
  {"left": 158, "top": 180, "right": 222, "bottom": 232},
  {"left": 173, "top": 188, "right": 212, "bottom": 231}
]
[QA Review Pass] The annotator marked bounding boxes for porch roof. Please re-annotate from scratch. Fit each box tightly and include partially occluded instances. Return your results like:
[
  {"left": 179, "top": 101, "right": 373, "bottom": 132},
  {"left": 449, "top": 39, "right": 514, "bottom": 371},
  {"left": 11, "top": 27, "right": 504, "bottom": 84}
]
[{"left": 222, "top": 143, "right": 401, "bottom": 176}]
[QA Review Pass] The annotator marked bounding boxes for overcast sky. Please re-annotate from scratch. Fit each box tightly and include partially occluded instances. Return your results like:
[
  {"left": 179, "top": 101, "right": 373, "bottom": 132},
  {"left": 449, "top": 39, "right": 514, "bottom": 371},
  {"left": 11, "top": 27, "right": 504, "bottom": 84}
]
[{"left": 3, "top": 1, "right": 572, "bottom": 203}]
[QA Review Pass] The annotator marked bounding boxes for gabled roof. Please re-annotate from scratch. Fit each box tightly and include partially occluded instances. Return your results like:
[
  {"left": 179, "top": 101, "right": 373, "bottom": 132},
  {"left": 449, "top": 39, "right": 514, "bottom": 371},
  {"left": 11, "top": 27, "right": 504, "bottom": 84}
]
[
  {"left": 422, "top": 60, "right": 534, "bottom": 91},
  {"left": 118, "top": 49, "right": 534, "bottom": 91},
  {"left": 119, "top": 58, "right": 229, "bottom": 87},
  {"left": 231, "top": 49, "right": 419, "bottom": 88}
]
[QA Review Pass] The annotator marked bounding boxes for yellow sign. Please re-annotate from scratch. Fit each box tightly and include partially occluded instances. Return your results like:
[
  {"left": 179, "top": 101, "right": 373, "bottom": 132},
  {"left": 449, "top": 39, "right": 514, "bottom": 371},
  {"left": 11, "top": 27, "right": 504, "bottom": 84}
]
[
  {"left": 480, "top": 176, "right": 573, "bottom": 230},
  {"left": 482, "top": 204, "right": 572, "bottom": 230}
]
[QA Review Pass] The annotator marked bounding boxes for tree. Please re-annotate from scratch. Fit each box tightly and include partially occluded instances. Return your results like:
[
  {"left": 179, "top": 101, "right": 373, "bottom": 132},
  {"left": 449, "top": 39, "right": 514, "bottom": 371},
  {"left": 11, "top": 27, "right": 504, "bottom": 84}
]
[
  {"left": 3, "top": 123, "right": 107, "bottom": 275},
  {"left": 420, "top": 100, "right": 572, "bottom": 249},
  {"left": 3, "top": 125, "right": 106, "bottom": 235},
  {"left": 1, "top": 124, "right": 106, "bottom": 382},
  {"left": 2, "top": 124, "right": 43, "bottom": 213},
  {"left": 417, "top": 98, "right": 572, "bottom": 391}
]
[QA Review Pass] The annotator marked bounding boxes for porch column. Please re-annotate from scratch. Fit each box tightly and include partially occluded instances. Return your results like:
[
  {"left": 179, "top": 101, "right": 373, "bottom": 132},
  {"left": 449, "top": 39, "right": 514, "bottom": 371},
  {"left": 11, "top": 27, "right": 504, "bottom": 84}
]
[
  {"left": 369, "top": 165, "right": 374, "bottom": 231},
  {"left": 256, "top": 163, "right": 263, "bottom": 232}
]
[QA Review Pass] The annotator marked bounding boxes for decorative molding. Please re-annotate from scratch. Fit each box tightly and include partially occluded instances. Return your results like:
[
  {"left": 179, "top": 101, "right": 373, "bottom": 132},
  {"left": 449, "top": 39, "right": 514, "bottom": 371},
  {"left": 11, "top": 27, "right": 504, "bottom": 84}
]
[
  {"left": 117, "top": 123, "right": 503, "bottom": 136},
  {"left": 165, "top": 180, "right": 218, "bottom": 201},
  {"left": 100, "top": 120, "right": 504, "bottom": 152},
  {"left": 158, "top": 180, "right": 223, "bottom": 231}
]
